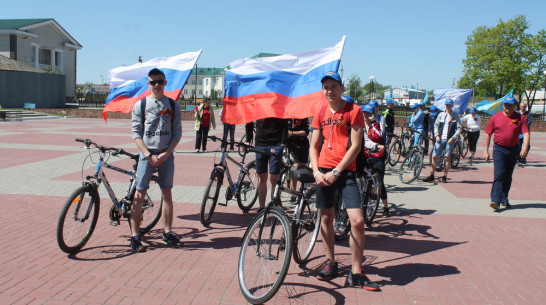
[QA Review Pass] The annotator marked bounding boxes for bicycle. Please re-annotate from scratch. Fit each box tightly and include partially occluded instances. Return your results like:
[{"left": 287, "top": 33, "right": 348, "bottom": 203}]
[
  {"left": 429, "top": 137, "right": 462, "bottom": 172},
  {"left": 57, "top": 138, "right": 162, "bottom": 254},
  {"left": 398, "top": 128, "right": 428, "bottom": 184},
  {"left": 459, "top": 127, "right": 470, "bottom": 158},
  {"left": 387, "top": 125, "right": 413, "bottom": 168},
  {"left": 238, "top": 145, "right": 320, "bottom": 304},
  {"left": 200, "top": 135, "right": 258, "bottom": 226},
  {"left": 334, "top": 156, "right": 383, "bottom": 239}
]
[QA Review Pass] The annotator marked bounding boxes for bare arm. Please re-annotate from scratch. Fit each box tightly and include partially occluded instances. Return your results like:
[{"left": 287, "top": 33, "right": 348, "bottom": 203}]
[{"left": 483, "top": 133, "right": 492, "bottom": 162}]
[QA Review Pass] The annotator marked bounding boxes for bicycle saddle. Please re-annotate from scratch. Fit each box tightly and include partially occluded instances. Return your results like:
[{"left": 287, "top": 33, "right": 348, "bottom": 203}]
[{"left": 295, "top": 167, "right": 315, "bottom": 183}]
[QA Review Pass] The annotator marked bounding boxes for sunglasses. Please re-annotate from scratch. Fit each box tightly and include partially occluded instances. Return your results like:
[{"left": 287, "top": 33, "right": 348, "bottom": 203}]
[{"left": 149, "top": 79, "right": 165, "bottom": 86}]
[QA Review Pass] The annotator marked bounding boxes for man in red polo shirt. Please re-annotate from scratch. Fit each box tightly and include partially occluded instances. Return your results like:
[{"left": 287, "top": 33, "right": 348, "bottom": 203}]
[{"left": 483, "top": 97, "right": 529, "bottom": 212}]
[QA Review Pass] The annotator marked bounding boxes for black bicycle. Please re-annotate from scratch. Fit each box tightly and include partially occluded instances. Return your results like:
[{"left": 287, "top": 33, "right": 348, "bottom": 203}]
[
  {"left": 57, "top": 139, "right": 162, "bottom": 254},
  {"left": 200, "top": 136, "right": 258, "bottom": 226},
  {"left": 334, "top": 156, "right": 383, "bottom": 240},
  {"left": 238, "top": 145, "right": 320, "bottom": 304}
]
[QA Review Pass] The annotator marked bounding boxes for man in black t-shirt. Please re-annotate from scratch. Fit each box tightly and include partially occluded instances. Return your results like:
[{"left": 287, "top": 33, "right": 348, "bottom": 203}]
[{"left": 286, "top": 118, "right": 310, "bottom": 202}]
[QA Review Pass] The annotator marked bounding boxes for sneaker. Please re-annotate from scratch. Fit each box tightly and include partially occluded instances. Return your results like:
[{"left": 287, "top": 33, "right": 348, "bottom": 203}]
[
  {"left": 230, "top": 148, "right": 235, "bottom": 152},
  {"left": 162, "top": 232, "right": 184, "bottom": 248},
  {"left": 440, "top": 176, "right": 447, "bottom": 183},
  {"left": 347, "top": 270, "right": 380, "bottom": 291},
  {"left": 317, "top": 259, "right": 338, "bottom": 281},
  {"left": 422, "top": 175, "right": 435, "bottom": 182},
  {"left": 130, "top": 236, "right": 146, "bottom": 252},
  {"left": 202, "top": 150, "right": 207, "bottom": 153},
  {"left": 195, "top": 149, "right": 200, "bottom": 153},
  {"left": 490, "top": 202, "right": 499, "bottom": 212},
  {"left": 383, "top": 207, "right": 390, "bottom": 217},
  {"left": 503, "top": 202, "right": 512, "bottom": 209}
]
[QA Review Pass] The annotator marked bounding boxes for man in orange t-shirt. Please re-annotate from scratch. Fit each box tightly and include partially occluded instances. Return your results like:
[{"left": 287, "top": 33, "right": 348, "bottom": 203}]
[{"left": 309, "top": 72, "right": 379, "bottom": 291}]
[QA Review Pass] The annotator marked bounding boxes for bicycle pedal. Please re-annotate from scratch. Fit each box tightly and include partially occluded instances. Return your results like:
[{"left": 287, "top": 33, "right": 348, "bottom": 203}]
[
  {"left": 109, "top": 220, "right": 120, "bottom": 226},
  {"left": 218, "top": 201, "right": 228, "bottom": 206}
]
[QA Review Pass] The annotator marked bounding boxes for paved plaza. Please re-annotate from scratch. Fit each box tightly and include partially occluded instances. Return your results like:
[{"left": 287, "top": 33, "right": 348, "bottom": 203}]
[{"left": 1, "top": 116, "right": 545, "bottom": 304}]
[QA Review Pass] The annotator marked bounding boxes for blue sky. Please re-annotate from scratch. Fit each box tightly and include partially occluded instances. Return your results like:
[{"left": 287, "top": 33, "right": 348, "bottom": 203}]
[{"left": 3, "top": 0, "right": 545, "bottom": 91}]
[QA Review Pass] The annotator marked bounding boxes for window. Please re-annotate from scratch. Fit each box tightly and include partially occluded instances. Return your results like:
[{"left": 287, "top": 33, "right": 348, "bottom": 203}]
[
  {"left": 184, "top": 89, "right": 188, "bottom": 94},
  {"left": 39, "top": 49, "right": 51, "bottom": 65},
  {"left": 199, "top": 90, "right": 202, "bottom": 94},
  {"left": 205, "top": 79, "right": 209, "bottom": 86}
]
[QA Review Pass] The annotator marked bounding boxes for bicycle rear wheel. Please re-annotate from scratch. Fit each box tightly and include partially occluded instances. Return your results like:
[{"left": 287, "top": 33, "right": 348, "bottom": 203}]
[
  {"left": 334, "top": 194, "right": 351, "bottom": 240},
  {"left": 399, "top": 151, "right": 423, "bottom": 184},
  {"left": 387, "top": 140, "right": 402, "bottom": 167},
  {"left": 292, "top": 186, "right": 320, "bottom": 264},
  {"left": 236, "top": 161, "right": 258, "bottom": 212},
  {"left": 200, "top": 171, "right": 223, "bottom": 226},
  {"left": 364, "top": 174, "right": 381, "bottom": 227},
  {"left": 451, "top": 143, "right": 461, "bottom": 169},
  {"left": 138, "top": 176, "right": 163, "bottom": 234},
  {"left": 57, "top": 185, "right": 100, "bottom": 254},
  {"left": 461, "top": 136, "right": 469, "bottom": 158},
  {"left": 238, "top": 207, "right": 292, "bottom": 304}
]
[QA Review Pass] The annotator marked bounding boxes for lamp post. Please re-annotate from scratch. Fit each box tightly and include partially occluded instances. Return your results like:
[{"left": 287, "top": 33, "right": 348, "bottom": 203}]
[{"left": 369, "top": 76, "right": 375, "bottom": 101}]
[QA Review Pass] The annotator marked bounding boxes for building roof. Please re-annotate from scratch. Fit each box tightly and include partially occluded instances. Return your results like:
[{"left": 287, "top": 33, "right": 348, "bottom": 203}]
[
  {"left": 251, "top": 53, "right": 280, "bottom": 58},
  {"left": 0, "top": 19, "right": 52, "bottom": 29},
  {"left": 190, "top": 67, "right": 225, "bottom": 76},
  {"left": 0, "top": 18, "right": 82, "bottom": 49},
  {"left": 0, "top": 55, "right": 46, "bottom": 73}
]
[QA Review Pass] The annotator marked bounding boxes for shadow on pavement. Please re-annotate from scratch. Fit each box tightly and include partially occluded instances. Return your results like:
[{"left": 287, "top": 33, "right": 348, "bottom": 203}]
[{"left": 367, "top": 263, "right": 460, "bottom": 286}]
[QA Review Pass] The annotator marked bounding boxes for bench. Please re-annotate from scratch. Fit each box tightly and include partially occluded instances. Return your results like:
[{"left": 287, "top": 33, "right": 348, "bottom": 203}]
[
  {"left": 24, "top": 103, "right": 36, "bottom": 110},
  {"left": 0, "top": 110, "right": 23, "bottom": 122}
]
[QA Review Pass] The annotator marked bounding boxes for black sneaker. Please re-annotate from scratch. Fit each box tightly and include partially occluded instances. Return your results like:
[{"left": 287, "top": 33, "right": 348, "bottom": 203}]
[
  {"left": 290, "top": 195, "right": 297, "bottom": 204},
  {"left": 317, "top": 259, "right": 338, "bottom": 281},
  {"left": 503, "top": 202, "right": 512, "bottom": 209},
  {"left": 383, "top": 207, "right": 390, "bottom": 217},
  {"left": 422, "top": 175, "right": 435, "bottom": 182},
  {"left": 347, "top": 270, "right": 380, "bottom": 291},
  {"left": 440, "top": 176, "right": 447, "bottom": 183},
  {"left": 162, "top": 232, "right": 183, "bottom": 248},
  {"left": 130, "top": 236, "right": 146, "bottom": 252}
]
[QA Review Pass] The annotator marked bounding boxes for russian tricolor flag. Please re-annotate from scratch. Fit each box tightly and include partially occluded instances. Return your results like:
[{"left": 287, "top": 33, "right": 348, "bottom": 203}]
[
  {"left": 103, "top": 50, "right": 202, "bottom": 121},
  {"left": 222, "top": 37, "right": 346, "bottom": 124}
]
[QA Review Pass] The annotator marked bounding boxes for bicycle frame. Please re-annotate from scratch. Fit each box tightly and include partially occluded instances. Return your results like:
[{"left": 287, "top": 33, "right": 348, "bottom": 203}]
[
  {"left": 215, "top": 145, "right": 251, "bottom": 193},
  {"left": 86, "top": 149, "right": 136, "bottom": 213}
]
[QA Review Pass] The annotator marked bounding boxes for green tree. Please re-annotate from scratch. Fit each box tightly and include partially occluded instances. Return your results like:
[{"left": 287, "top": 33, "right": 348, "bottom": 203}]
[
  {"left": 521, "top": 29, "right": 546, "bottom": 108},
  {"left": 346, "top": 74, "right": 364, "bottom": 101},
  {"left": 459, "top": 15, "right": 534, "bottom": 99}
]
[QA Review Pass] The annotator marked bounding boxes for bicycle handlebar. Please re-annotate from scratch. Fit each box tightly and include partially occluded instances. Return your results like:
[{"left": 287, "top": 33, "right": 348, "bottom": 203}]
[{"left": 75, "top": 138, "right": 139, "bottom": 160}]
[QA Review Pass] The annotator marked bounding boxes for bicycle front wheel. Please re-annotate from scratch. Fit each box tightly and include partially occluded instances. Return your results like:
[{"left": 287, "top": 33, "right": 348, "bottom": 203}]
[
  {"left": 387, "top": 140, "right": 402, "bottom": 167},
  {"left": 292, "top": 186, "right": 320, "bottom": 264},
  {"left": 399, "top": 151, "right": 423, "bottom": 184},
  {"left": 200, "top": 171, "right": 222, "bottom": 226},
  {"left": 57, "top": 185, "right": 100, "bottom": 254},
  {"left": 334, "top": 194, "right": 351, "bottom": 240},
  {"left": 236, "top": 161, "right": 258, "bottom": 212},
  {"left": 138, "top": 176, "right": 163, "bottom": 234},
  {"left": 238, "top": 207, "right": 292, "bottom": 304},
  {"left": 364, "top": 174, "right": 381, "bottom": 227}
]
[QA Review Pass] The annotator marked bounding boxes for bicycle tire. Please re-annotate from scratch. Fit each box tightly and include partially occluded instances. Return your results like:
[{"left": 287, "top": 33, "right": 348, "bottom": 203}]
[
  {"left": 364, "top": 174, "right": 381, "bottom": 227},
  {"left": 238, "top": 134, "right": 253, "bottom": 157},
  {"left": 461, "top": 136, "right": 469, "bottom": 158},
  {"left": 238, "top": 207, "right": 292, "bottom": 304},
  {"left": 236, "top": 161, "right": 258, "bottom": 212},
  {"left": 292, "top": 186, "right": 320, "bottom": 264},
  {"left": 451, "top": 143, "right": 461, "bottom": 169},
  {"left": 399, "top": 151, "right": 423, "bottom": 184},
  {"left": 200, "top": 171, "right": 223, "bottom": 226},
  {"left": 387, "top": 140, "right": 402, "bottom": 167},
  {"left": 57, "top": 185, "right": 100, "bottom": 254},
  {"left": 334, "top": 194, "right": 351, "bottom": 240},
  {"left": 138, "top": 176, "right": 163, "bottom": 234}
]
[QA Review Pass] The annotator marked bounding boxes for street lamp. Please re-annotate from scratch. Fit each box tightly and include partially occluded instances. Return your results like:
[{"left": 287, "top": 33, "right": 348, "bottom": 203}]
[{"left": 369, "top": 76, "right": 375, "bottom": 101}]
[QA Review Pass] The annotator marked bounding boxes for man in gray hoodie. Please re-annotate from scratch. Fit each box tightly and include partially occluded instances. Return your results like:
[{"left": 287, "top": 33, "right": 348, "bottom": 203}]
[{"left": 130, "top": 68, "right": 182, "bottom": 252}]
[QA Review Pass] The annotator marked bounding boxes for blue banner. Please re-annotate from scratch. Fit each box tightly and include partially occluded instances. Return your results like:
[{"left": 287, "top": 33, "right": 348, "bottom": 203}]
[
  {"left": 433, "top": 88, "right": 473, "bottom": 115},
  {"left": 475, "top": 90, "right": 513, "bottom": 115}
]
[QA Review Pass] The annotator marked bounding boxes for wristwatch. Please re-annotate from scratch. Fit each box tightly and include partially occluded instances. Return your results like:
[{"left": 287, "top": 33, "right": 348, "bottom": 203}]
[
  {"left": 145, "top": 153, "right": 152, "bottom": 159},
  {"left": 332, "top": 168, "right": 340, "bottom": 176}
]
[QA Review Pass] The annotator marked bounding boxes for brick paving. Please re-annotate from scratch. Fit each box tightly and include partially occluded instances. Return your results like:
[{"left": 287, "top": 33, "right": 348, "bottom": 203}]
[{"left": 1, "top": 116, "right": 545, "bottom": 304}]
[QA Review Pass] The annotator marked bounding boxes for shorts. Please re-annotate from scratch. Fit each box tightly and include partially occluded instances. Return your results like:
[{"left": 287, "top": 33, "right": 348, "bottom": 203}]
[
  {"left": 432, "top": 139, "right": 455, "bottom": 158},
  {"left": 135, "top": 152, "right": 175, "bottom": 190},
  {"left": 255, "top": 145, "right": 283, "bottom": 175},
  {"left": 315, "top": 169, "right": 361, "bottom": 210}
]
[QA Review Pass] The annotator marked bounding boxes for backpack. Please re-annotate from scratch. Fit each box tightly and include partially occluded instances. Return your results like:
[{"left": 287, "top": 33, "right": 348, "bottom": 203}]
[
  {"left": 318, "top": 102, "right": 366, "bottom": 173},
  {"left": 140, "top": 97, "right": 177, "bottom": 131},
  {"left": 364, "top": 122, "right": 385, "bottom": 159}
]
